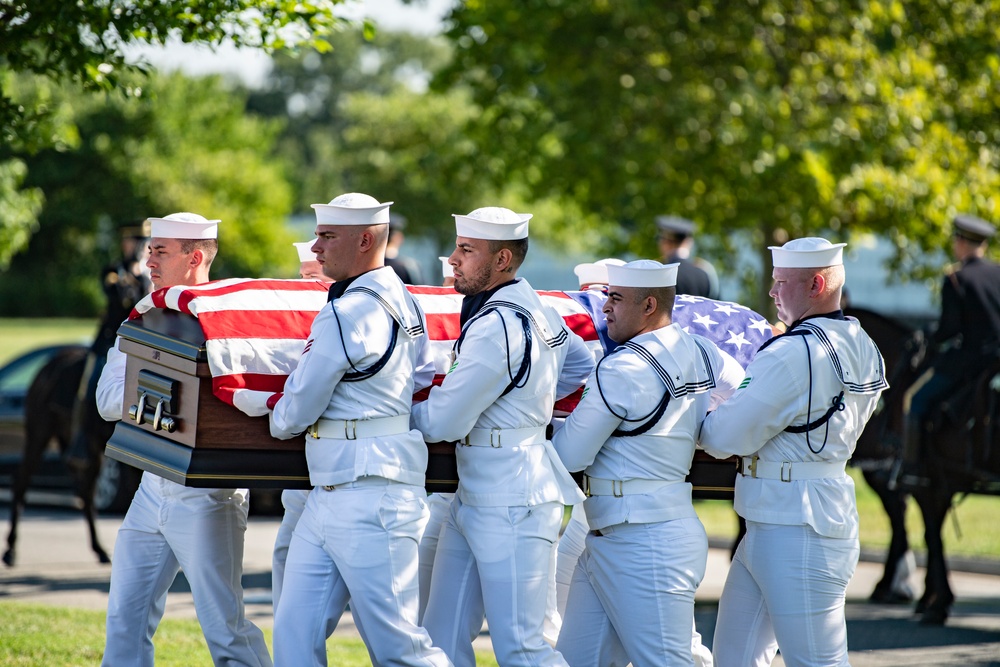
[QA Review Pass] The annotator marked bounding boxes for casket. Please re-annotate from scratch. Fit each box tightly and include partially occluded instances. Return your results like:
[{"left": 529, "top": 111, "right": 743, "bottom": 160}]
[
  {"left": 104, "top": 309, "right": 463, "bottom": 491},
  {"left": 104, "top": 309, "right": 735, "bottom": 497}
]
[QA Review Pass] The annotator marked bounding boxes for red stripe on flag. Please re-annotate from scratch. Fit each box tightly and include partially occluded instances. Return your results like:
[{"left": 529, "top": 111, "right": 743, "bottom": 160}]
[
  {"left": 179, "top": 279, "right": 329, "bottom": 300},
  {"left": 425, "top": 312, "right": 462, "bottom": 341},
  {"left": 405, "top": 285, "right": 459, "bottom": 296},
  {"left": 198, "top": 310, "right": 320, "bottom": 340},
  {"left": 213, "top": 373, "right": 291, "bottom": 405},
  {"left": 562, "top": 313, "right": 598, "bottom": 342}
]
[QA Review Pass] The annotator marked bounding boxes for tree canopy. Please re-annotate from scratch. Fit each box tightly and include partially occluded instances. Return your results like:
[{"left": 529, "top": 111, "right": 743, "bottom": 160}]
[
  {"left": 435, "top": 0, "right": 1000, "bottom": 307},
  {"left": 0, "top": 0, "right": 351, "bottom": 269}
]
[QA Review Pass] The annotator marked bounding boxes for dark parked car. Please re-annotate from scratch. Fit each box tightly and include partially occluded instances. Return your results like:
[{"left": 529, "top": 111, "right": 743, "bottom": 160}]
[{"left": 0, "top": 345, "right": 139, "bottom": 513}]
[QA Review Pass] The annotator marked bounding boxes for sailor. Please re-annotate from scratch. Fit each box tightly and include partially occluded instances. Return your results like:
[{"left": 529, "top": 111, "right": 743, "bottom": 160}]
[
  {"left": 95, "top": 212, "right": 271, "bottom": 667},
  {"left": 699, "top": 237, "right": 888, "bottom": 667},
  {"left": 413, "top": 206, "right": 595, "bottom": 666},
  {"left": 267, "top": 193, "right": 448, "bottom": 666},
  {"left": 553, "top": 259, "right": 743, "bottom": 666}
]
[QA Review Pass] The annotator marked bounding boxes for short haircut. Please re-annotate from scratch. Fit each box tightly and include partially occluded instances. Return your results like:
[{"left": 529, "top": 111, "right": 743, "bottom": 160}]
[
  {"left": 819, "top": 265, "right": 845, "bottom": 295},
  {"left": 488, "top": 237, "right": 529, "bottom": 272},
  {"left": 637, "top": 285, "right": 676, "bottom": 319},
  {"left": 179, "top": 238, "right": 219, "bottom": 268}
]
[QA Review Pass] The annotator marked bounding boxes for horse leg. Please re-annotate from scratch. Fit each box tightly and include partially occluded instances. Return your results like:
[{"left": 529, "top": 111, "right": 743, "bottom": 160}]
[
  {"left": 3, "top": 425, "right": 51, "bottom": 567},
  {"left": 865, "top": 469, "right": 914, "bottom": 603},
  {"left": 74, "top": 456, "right": 111, "bottom": 564},
  {"left": 913, "top": 485, "right": 954, "bottom": 625}
]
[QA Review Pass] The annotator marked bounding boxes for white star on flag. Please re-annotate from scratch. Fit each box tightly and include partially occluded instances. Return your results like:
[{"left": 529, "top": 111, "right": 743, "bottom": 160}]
[
  {"left": 714, "top": 303, "right": 740, "bottom": 316},
  {"left": 692, "top": 312, "right": 718, "bottom": 328},
  {"left": 677, "top": 294, "right": 702, "bottom": 303},
  {"left": 726, "top": 331, "right": 750, "bottom": 350},
  {"left": 749, "top": 318, "right": 771, "bottom": 335}
]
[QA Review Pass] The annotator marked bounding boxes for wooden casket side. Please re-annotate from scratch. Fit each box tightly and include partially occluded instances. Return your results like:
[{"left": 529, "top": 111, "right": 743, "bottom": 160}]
[{"left": 105, "top": 309, "right": 310, "bottom": 489}]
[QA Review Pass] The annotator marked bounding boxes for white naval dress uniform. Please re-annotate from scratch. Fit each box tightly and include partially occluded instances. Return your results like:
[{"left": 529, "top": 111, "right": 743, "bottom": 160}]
[
  {"left": 269, "top": 266, "right": 449, "bottom": 667},
  {"left": 96, "top": 340, "right": 270, "bottom": 667},
  {"left": 699, "top": 314, "right": 887, "bottom": 667},
  {"left": 412, "top": 278, "right": 594, "bottom": 667},
  {"left": 552, "top": 324, "right": 743, "bottom": 667}
]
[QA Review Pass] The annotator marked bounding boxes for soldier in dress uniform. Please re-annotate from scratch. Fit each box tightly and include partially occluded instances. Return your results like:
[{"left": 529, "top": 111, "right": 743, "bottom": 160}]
[
  {"left": 656, "top": 215, "right": 720, "bottom": 299},
  {"left": 699, "top": 237, "right": 888, "bottom": 667},
  {"left": 412, "top": 206, "right": 595, "bottom": 666},
  {"left": 270, "top": 240, "right": 332, "bottom": 613},
  {"left": 95, "top": 212, "right": 271, "bottom": 667},
  {"left": 266, "top": 193, "right": 449, "bottom": 667},
  {"left": 553, "top": 259, "right": 744, "bottom": 666},
  {"left": 904, "top": 214, "right": 1000, "bottom": 461}
]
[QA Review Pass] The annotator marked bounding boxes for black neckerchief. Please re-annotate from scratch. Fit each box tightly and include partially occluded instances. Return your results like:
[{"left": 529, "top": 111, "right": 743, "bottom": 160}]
[
  {"left": 459, "top": 279, "right": 517, "bottom": 326},
  {"left": 758, "top": 310, "right": 845, "bottom": 353},
  {"left": 326, "top": 270, "right": 378, "bottom": 302},
  {"left": 786, "top": 309, "right": 846, "bottom": 331}
]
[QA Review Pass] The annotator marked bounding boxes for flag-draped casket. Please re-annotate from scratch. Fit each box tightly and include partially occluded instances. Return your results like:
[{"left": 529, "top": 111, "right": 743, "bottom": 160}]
[{"left": 106, "top": 278, "right": 773, "bottom": 497}]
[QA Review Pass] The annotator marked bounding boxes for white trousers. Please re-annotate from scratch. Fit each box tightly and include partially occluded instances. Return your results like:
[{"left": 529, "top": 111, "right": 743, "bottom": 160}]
[
  {"left": 101, "top": 473, "right": 270, "bottom": 667},
  {"left": 555, "top": 517, "right": 708, "bottom": 667},
  {"left": 272, "top": 489, "right": 309, "bottom": 611},
  {"left": 555, "top": 506, "right": 588, "bottom": 618},
  {"left": 422, "top": 497, "right": 568, "bottom": 667},
  {"left": 272, "top": 482, "right": 450, "bottom": 667},
  {"left": 418, "top": 492, "right": 455, "bottom": 623},
  {"left": 712, "top": 522, "right": 860, "bottom": 667}
]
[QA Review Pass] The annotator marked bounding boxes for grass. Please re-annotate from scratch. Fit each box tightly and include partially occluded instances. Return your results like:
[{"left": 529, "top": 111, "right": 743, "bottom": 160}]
[
  {"left": 695, "top": 468, "right": 1000, "bottom": 559},
  {"left": 0, "top": 601, "right": 500, "bottom": 667},
  {"left": 0, "top": 318, "right": 97, "bottom": 365}
]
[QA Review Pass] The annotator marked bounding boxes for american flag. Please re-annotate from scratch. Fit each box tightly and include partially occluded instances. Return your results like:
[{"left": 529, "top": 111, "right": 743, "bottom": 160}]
[{"left": 130, "top": 279, "right": 772, "bottom": 411}]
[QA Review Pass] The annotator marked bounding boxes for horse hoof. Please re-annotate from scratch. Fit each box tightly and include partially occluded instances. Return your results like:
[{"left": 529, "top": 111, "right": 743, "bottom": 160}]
[
  {"left": 2, "top": 549, "right": 14, "bottom": 567},
  {"left": 919, "top": 606, "right": 949, "bottom": 625},
  {"left": 870, "top": 587, "right": 913, "bottom": 604}
]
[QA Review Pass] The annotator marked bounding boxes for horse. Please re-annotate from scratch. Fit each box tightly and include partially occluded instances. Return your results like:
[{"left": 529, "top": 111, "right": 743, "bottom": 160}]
[
  {"left": 848, "top": 305, "right": 1000, "bottom": 624},
  {"left": 845, "top": 307, "right": 928, "bottom": 603},
  {"left": 2, "top": 345, "right": 115, "bottom": 565},
  {"left": 3, "top": 256, "right": 148, "bottom": 567}
]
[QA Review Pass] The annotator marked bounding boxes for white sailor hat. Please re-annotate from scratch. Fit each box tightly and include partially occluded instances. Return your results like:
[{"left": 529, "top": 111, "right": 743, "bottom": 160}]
[
  {"left": 607, "top": 259, "right": 679, "bottom": 288},
  {"left": 439, "top": 256, "right": 454, "bottom": 279},
  {"left": 293, "top": 241, "right": 315, "bottom": 263},
  {"left": 573, "top": 258, "right": 626, "bottom": 287},
  {"left": 769, "top": 237, "right": 846, "bottom": 268},
  {"left": 311, "top": 192, "right": 393, "bottom": 226},
  {"left": 147, "top": 212, "right": 220, "bottom": 240},
  {"left": 453, "top": 206, "right": 531, "bottom": 240}
]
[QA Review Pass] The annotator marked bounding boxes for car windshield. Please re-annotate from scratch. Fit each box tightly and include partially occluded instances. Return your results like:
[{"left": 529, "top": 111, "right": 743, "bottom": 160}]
[{"left": 0, "top": 354, "right": 52, "bottom": 394}]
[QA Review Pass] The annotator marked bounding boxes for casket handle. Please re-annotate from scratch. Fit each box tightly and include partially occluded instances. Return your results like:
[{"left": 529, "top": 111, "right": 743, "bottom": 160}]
[
  {"left": 151, "top": 398, "right": 177, "bottom": 433},
  {"left": 129, "top": 392, "right": 148, "bottom": 426}
]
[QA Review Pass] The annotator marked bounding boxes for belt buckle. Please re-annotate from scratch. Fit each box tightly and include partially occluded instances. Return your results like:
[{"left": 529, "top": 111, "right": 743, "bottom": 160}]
[
  {"left": 780, "top": 461, "right": 792, "bottom": 483},
  {"left": 583, "top": 476, "right": 592, "bottom": 498},
  {"left": 308, "top": 422, "right": 319, "bottom": 438},
  {"left": 345, "top": 419, "right": 357, "bottom": 440},
  {"left": 490, "top": 428, "right": 502, "bottom": 448},
  {"left": 612, "top": 480, "right": 623, "bottom": 498},
  {"left": 746, "top": 455, "right": 759, "bottom": 479},
  {"left": 461, "top": 433, "right": 471, "bottom": 447}
]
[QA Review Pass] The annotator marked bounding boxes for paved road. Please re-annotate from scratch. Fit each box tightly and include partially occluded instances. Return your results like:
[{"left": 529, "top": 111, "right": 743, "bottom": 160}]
[{"left": 1, "top": 504, "right": 999, "bottom": 666}]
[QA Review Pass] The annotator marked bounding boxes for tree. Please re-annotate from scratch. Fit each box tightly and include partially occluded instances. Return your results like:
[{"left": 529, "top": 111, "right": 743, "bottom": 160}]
[
  {"left": 435, "top": 0, "right": 1000, "bottom": 309},
  {"left": 0, "top": 0, "right": 351, "bottom": 269},
  {"left": 0, "top": 71, "right": 296, "bottom": 316}
]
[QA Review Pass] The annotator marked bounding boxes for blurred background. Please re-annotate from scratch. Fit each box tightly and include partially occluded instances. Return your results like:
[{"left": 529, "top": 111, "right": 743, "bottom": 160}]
[{"left": 6, "top": 0, "right": 998, "bottom": 329}]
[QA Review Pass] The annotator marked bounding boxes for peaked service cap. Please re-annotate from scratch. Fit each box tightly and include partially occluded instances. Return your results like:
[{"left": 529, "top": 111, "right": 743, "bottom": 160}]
[
  {"left": 769, "top": 237, "right": 846, "bottom": 268},
  {"left": 953, "top": 214, "right": 996, "bottom": 243},
  {"left": 607, "top": 259, "right": 679, "bottom": 288},
  {"left": 311, "top": 192, "right": 393, "bottom": 226},
  {"left": 454, "top": 206, "right": 531, "bottom": 240},
  {"left": 147, "top": 212, "right": 220, "bottom": 240}
]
